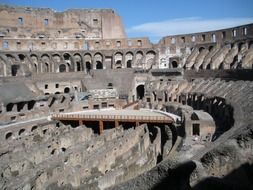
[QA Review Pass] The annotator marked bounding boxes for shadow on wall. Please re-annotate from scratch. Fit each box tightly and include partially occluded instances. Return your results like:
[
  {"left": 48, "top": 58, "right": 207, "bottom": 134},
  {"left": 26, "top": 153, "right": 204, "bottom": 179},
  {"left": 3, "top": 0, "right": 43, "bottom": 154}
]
[
  {"left": 151, "top": 161, "right": 195, "bottom": 190},
  {"left": 151, "top": 162, "right": 253, "bottom": 190},
  {"left": 193, "top": 163, "right": 253, "bottom": 190}
]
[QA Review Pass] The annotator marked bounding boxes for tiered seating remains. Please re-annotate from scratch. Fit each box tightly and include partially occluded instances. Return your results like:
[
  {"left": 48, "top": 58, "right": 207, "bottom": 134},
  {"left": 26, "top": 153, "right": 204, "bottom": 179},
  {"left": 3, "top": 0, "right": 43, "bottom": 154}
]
[{"left": 184, "top": 41, "right": 253, "bottom": 70}]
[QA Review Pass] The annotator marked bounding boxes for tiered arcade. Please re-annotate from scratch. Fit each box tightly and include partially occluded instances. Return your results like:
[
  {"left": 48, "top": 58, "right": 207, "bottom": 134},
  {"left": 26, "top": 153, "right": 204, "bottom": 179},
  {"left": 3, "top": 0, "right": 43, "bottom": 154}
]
[{"left": 0, "top": 5, "right": 253, "bottom": 190}]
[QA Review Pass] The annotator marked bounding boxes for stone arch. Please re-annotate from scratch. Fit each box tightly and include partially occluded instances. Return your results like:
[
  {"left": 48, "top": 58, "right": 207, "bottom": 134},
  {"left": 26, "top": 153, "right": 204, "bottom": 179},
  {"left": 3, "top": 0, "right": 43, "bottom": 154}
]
[
  {"left": 30, "top": 54, "right": 39, "bottom": 73},
  {"left": 52, "top": 54, "right": 61, "bottom": 72},
  {"left": 94, "top": 52, "right": 103, "bottom": 70},
  {"left": 59, "top": 64, "right": 67, "bottom": 72},
  {"left": 6, "top": 103, "right": 14, "bottom": 112},
  {"left": 206, "top": 63, "right": 211, "bottom": 70},
  {"left": 237, "top": 42, "right": 245, "bottom": 52},
  {"left": 6, "top": 54, "right": 16, "bottom": 63},
  {"left": 73, "top": 53, "right": 83, "bottom": 71},
  {"left": 136, "top": 84, "right": 145, "bottom": 100},
  {"left": 52, "top": 54, "right": 61, "bottom": 63},
  {"left": 18, "top": 128, "right": 26, "bottom": 136},
  {"left": 41, "top": 54, "right": 50, "bottom": 73},
  {"left": 171, "top": 60, "right": 178, "bottom": 68},
  {"left": 41, "top": 54, "right": 50, "bottom": 61},
  {"left": 145, "top": 50, "right": 156, "bottom": 69},
  {"left": 199, "top": 47, "right": 205, "bottom": 52},
  {"left": 209, "top": 46, "right": 214, "bottom": 51},
  {"left": 5, "top": 132, "right": 13, "bottom": 140},
  {"left": 96, "top": 61, "right": 103, "bottom": 69},
  {"left": 135, "top": 51, "right": 144, "bottom": 67},
  {"left": 63, "top": 53, "right": 73, "bottom": 72},
  {"left": 114, "top": 52, "right": 123, "bottom": 69},
  {"left": 127, "top": 60, "right": 132, "bottom": 68},
  {"left": 31, "top": 125, "right": 38, "bottom": 132},
  {"left": 27, "top": 100, "right": 36, "bottom": 110},
  {"left": 18, "top": 54, "right": 26, "bottom": 62},
  {"left": 84, "top": 53, "right": 92, "bottom": 74},
  {"left": 125, "top": 52, "right": 134, "bottom": 68}
]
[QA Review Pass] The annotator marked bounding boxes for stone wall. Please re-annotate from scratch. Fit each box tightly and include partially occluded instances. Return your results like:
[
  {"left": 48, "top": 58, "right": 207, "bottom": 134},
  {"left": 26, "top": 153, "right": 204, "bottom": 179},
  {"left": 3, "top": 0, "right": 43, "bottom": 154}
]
[{"left": 0, "top": 5, "right": 126, "bottom": 40}]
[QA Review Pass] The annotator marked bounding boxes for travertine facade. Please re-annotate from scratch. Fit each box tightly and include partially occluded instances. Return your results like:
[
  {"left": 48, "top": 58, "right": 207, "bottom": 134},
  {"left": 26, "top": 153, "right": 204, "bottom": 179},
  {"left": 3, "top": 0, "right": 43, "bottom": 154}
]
[{"left": 0, "top": 5, "right": 253, "bottom": 190}]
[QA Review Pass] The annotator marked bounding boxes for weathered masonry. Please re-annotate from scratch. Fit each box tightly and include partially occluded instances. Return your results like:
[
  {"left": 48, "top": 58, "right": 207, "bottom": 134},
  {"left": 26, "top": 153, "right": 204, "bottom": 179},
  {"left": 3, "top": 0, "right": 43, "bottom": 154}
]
[{"left": 0, "top": 4, "right": 253, "bottom": 190}]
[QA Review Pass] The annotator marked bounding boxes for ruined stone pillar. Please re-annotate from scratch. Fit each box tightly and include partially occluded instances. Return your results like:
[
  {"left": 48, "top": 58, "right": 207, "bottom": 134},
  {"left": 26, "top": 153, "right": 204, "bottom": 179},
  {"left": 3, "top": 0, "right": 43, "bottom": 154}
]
[
  {"left": 0, "top": 103, "right": 5, "bottom": 113},
  {"left": 12, "top": 104, "right": 17, "bottom": 112}
]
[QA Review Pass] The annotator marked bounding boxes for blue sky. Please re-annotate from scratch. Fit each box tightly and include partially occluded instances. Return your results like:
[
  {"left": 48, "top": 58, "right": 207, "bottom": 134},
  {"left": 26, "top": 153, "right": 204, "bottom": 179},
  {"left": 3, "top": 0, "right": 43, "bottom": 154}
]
[{"left": 1, "top": 0, "right": 253, "bottom": 42}]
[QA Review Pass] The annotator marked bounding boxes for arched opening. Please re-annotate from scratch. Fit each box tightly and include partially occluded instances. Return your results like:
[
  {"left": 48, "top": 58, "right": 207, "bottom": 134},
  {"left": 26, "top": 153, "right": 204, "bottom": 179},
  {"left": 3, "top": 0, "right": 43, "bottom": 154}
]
[
  {"left": 63, "top": 53, "right": 73, "bottom": 71},
  {"left": 76, "top": 62, "right": 81, "bottom": 71},
  {"left": 59, "top": 64, "right": 66, "bottom": 72},
  {"left": 18, "top": 54, "right": 25, "bottom": 62},
  {"left": 51, "top": 149, "right": 56, "bottom": 155},
  {"left": 206, "top": 64, "right": 211, "bottom": 70},
  {"left": 219, "top": 63, "right": 224, "bottom": 70},
  {"left": 63, "top": 53, "right": 71, "bottom": 61},
  {"left": 135, "top": 51, "right": 144, "bottom": 66},
  {"left": 127, "top": 60, "right": 132, "bottom": 68},
  {"left": 115, "top": 60, "right": 122, "bottom": 69},
  {"left": 74, "top": 54, "right": 83, "bottom": 71},
  {"left": 136, "top": 85, "right": 145, "bottom": 100},
  {"left": 6, "top": 103, "right": 14, "bottom": 112},
  {"left": 86, "top": 62, "right": 92, "bottom": 73},
  {"left": 126, "top": 52, "right": 133, "bottom": 68},
  {"left": 96, "top": 61, "right": 103, "bottom": 69},
  {"left": 192, "top": 124, "right": 200, "bottom": 136},
  {"left": 172, "top": 61, "right": 178, "bottom": 68},
  {"left": 5, "top": 132, "right": 13, "bottom": 140},
  {"left": 199, "top": 47, "right": 205, "bottom": 52},
  {"left": 27, "top": 100, "right": 35, "bottom": 110},
  {"left": 238, "top": 42, "right": 244, "bottom": 52},
  {"left": 114, "top": 52, "right": 123, "bottom": 69},
  {"left": 31, "top": 125, "right": 38, "bottom": 132},
  {"left": 55, "top": 92, "right": 60, "bottom": 94},
  {"left": 64, "top": 87, "right": 70, "bottom": 93},
  {"left": 17, "top": 102, "right": 26, "bottom": 112},
  {"left": 18, "top": 128, "right": 25, "bottom": 136},
  {"left": 11, "top": 65, "right": 20, "bottom": 76}
]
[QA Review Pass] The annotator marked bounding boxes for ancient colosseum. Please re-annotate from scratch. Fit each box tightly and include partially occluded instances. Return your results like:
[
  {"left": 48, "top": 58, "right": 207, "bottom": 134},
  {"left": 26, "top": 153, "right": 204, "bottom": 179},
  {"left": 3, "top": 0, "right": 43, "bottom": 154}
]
[{"left": 0, "top": 4, "right": 253, "bottom": 190}]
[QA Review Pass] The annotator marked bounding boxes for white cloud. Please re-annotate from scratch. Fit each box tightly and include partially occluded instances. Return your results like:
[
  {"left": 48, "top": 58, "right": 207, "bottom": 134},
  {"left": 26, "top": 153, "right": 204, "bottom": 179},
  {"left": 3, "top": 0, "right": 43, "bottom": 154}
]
[{"left": 127, "top": 17, "right": 253, "bottom": 42}]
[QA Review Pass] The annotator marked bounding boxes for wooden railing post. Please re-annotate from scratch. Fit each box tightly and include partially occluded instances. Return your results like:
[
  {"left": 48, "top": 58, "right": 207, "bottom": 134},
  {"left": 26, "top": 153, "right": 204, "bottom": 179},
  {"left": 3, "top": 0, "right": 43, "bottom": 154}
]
[
  {"left": 115, "top": 120, "right": 119, "bottom": 128},
  {"left": 99, "top": 120, "right": 104, "bottom": 134},
  {"left": 79, "top": 120, "right": 83, "bottom": 126}
]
